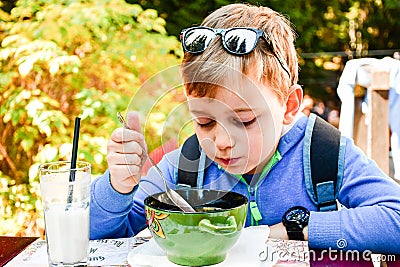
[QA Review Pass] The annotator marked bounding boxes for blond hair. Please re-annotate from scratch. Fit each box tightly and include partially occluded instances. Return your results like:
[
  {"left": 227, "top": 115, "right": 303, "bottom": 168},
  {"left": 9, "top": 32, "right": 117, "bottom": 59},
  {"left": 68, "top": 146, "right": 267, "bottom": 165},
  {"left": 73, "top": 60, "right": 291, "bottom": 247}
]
[{"left": 181, "top": 3, "right": 298, "bottom": 101}]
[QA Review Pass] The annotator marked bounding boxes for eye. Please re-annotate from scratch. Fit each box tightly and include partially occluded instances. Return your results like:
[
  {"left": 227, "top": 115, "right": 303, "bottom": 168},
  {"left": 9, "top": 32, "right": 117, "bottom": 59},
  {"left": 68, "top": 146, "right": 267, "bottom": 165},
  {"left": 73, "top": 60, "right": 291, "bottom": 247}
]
[
  {"left": 195, "top": 117, "right": 216, "bottom": 128},
  {"left": 242, "top": 117, "right": 256, "bottom": 127},
  {"left": 234, "top": 117, "right": 256, "bottom": 127}
]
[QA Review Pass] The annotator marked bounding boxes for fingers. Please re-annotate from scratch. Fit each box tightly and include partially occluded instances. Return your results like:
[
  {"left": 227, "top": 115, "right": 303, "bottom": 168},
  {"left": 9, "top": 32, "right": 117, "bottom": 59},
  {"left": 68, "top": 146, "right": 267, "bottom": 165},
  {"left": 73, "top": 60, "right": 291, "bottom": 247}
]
[
  {"left": 107, "top": 144, "right": 144, "bottom": 194},
  {"left": 110, "top": 128, "right": 144, "bottom": 144},
  {"left": 109, "top": 164, "right": 141, "bottom": 180},
  {"left": 108, "top": 139, "right": 144, "bottom": 156},
  {"left": 107, "top": 132, "right": 146, "bottom": 177},
  {"left": 107, "top": 153, "right": 142, "bottom": 166},
  {"left": 107, "top": 113, "right": 147, "bottom": 194},
  {"left": 108, "top": 164, "right": 142, "bottom": 194},
  {"left": 112, "top": 112, "right": 148, "bottom": 154}
]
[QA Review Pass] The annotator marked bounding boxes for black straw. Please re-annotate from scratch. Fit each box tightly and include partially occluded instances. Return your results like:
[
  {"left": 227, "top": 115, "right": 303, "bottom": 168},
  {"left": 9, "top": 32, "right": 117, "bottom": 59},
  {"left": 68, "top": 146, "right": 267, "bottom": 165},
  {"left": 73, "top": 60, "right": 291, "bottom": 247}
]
[
  {"left": 66, "top": 117, "right": 81, "bottom": 209},
  {"left": 69, "top": 117, "right": 81, "bottom": 182}
]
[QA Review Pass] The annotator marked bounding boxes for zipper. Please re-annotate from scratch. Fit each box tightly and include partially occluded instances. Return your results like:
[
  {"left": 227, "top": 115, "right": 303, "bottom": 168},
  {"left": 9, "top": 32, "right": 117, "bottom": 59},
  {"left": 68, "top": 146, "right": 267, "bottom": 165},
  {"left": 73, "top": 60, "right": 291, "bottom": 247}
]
[
  {"left": 249, "top": 187, "right": 262, "bottom": 226},
  {"left": 248, "top": 151, "right": 282, "bottom": 226}
]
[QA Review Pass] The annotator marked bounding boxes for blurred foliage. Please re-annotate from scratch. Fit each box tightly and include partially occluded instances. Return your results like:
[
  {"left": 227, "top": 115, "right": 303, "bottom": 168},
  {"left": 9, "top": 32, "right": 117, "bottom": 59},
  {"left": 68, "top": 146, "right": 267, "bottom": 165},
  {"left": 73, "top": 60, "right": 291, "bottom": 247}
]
[
  {"left": 0, "top": 0, "right": 183, "bottom": 236},
  {"left": 128, "top": 0, "right": 400, "bottom": 102}
]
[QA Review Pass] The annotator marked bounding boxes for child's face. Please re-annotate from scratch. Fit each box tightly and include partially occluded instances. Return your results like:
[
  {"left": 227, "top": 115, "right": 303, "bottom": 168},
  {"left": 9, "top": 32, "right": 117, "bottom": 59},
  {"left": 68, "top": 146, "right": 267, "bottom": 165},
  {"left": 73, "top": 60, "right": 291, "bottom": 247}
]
[{"left": 187, "top": 75, "right": 288, "bottom": 174}]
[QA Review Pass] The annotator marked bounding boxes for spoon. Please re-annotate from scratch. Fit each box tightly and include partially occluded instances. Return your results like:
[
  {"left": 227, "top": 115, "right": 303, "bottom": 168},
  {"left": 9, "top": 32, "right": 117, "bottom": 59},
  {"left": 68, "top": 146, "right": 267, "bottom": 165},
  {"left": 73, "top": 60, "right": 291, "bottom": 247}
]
[{"left": 117, "top": 112, "right": 196, "bottom": 213}]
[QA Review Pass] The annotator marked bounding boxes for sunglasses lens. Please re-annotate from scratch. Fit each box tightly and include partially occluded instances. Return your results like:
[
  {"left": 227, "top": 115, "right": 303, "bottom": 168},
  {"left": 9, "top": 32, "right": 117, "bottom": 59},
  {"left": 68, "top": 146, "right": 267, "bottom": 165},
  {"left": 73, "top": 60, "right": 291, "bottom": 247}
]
[
  {"left": 224, "top": 29, "right": 258, "bottom": 54},
  {"left": 183, "top": 28, "right": 216, "bottom": 53}
]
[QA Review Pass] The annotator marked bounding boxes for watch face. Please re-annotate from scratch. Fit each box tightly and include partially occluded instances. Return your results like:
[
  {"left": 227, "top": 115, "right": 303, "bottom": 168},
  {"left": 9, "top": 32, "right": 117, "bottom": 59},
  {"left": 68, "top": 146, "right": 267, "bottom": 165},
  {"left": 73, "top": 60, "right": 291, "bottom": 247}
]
[
  {"left": 286, "top": 209, "right": 308, "bottom": 222},
  {"left": 284, "top": 206, "right": 310, "bottom": 225}
]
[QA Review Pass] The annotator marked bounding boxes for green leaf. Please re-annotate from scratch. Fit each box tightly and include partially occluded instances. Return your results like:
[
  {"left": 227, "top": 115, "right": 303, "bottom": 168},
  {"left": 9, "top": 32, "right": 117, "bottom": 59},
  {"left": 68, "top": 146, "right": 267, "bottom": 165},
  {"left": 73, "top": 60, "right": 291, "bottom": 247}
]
[
  {"left": 0, "top": 73, "right": 13, "bottom": 87},
  {"left": 21, "top": 139, "right": 34, "bottom": 152}
]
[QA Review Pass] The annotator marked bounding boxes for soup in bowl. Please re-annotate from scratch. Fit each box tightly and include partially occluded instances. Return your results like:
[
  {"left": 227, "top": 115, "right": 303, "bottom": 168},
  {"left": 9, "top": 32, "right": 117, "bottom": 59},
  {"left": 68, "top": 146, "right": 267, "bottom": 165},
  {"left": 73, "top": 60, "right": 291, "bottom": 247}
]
[{"left": 144, "top": 189, "right": 248, "bottom": 266}]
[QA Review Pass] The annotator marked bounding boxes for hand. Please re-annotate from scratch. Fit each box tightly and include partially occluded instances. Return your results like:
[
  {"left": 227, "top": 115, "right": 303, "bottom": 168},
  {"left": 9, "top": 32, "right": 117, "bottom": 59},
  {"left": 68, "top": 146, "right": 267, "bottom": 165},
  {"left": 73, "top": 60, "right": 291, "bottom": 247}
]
[
  {"left": 269, "top": 223, "right": 309, "bottom": 241},
  {"left": 107, "top": 111, "right": 147, "bottom": 194},
  {"left": 269, "top": 222, "right": 289, "bottom": 240}
]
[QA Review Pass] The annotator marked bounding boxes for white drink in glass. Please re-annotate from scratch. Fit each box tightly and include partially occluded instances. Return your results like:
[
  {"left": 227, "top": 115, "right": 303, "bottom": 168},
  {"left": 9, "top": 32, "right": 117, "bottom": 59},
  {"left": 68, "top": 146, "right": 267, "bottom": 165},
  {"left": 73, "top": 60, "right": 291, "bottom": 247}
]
[
  {"left": 44, "top": 204, "right": 89, "bottom": 264},
  {"left": 40, "top": 161, "right": 91, "bottom": 267}
]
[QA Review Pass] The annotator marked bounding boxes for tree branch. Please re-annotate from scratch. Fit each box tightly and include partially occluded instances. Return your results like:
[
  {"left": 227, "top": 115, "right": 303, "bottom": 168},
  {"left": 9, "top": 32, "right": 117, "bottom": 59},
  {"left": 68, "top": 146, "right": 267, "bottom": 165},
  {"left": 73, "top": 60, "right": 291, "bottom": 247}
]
[{"left": 0, "top": 142, "right": 18, "bottom": 177}]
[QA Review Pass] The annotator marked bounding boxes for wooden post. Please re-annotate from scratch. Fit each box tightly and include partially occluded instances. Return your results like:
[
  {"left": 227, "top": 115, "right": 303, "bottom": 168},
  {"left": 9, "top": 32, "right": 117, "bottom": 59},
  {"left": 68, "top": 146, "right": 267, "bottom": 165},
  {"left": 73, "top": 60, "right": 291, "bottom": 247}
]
[{"left": 367, "top": 69, "right": 390, "bottom": 174}]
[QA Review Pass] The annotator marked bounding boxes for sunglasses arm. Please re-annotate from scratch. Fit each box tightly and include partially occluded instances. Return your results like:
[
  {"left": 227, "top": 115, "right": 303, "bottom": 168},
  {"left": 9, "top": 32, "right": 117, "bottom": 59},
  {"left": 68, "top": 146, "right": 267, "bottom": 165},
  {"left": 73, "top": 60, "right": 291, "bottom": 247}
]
[{"left": 263, "top": 32, "right": 292, "bottom": 82}]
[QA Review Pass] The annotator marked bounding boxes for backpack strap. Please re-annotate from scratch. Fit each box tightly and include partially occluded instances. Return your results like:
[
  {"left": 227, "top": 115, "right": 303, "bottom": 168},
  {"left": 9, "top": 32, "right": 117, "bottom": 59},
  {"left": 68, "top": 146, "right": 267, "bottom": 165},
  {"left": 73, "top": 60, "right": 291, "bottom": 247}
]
[
  {"left": 303, "top": 113, "right": 346, "bottom": 211},
  {"left": 177, "top": 134, "right": 208, "bottom": 188}
]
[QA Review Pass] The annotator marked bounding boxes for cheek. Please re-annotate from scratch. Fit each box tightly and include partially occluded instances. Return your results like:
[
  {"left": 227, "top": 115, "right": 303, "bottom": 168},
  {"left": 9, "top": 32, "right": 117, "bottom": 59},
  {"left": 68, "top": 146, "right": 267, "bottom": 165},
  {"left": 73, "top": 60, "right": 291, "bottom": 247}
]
[
  {"left": 260, "top": 129, "right": 280, "bottom": 158},
  {"left": 194, "top": 129, "right": 217, "bottom": 157},
  {"left": 247, "top": 129, "right": 270, "bottom": 159},
  {"left": 247, "top": 115, "right": 280, "bottom": 163}
]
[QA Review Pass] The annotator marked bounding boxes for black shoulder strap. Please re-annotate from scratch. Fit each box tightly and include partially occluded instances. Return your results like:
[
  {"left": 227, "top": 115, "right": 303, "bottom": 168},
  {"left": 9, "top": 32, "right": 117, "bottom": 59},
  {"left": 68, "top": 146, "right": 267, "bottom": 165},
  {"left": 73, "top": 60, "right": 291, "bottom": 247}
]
[
  {"left": 304, "top": 113, "right": 344, "bottom": 211},
  {"left": 177, "top": 134, "right": 202, "bottom": 187}
]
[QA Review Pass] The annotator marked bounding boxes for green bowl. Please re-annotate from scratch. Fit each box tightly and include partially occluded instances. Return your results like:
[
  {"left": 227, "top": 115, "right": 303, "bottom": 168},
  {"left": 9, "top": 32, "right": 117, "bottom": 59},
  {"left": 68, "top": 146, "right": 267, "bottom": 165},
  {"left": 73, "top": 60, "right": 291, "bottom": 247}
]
[{"left": 144, "top": 189, "right": 248, "bottom": 266}]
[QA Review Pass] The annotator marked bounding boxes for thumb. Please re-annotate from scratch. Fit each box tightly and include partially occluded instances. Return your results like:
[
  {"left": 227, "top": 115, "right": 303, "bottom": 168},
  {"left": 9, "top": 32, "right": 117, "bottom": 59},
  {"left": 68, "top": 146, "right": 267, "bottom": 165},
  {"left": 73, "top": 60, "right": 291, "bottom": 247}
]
[
  {"left": 127, "top": 111, "right": 147, "bottom": 161},
  {"left": 126, "top": 111, "right": 143, "bottom": 133}
]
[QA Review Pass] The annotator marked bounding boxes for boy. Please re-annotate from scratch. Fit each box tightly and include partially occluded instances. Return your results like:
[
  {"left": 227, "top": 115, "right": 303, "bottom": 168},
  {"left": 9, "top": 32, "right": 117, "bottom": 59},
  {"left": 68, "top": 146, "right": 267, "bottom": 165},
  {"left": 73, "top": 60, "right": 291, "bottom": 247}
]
[{"left": 90, "top": 4, "right": 400, "bottom": 253}]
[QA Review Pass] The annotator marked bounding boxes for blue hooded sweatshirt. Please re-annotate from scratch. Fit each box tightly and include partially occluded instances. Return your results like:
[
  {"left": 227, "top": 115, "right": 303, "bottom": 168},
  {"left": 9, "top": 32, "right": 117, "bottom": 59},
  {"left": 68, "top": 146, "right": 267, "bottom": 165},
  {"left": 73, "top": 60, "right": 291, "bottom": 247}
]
[{"left": 90, "top": 114, "right": 400, "bottom": 254}]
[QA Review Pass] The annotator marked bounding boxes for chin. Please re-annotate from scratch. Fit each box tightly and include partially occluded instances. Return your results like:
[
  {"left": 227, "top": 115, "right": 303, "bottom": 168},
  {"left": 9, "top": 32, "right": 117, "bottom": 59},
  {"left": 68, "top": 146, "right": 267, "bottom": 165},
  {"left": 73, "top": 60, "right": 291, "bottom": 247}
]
[
  {"left": 225, "top": 165, "right": 256, "bottom": 175},
  {"left": 220, "top": 165, "right": 244, "bottom": 175}
]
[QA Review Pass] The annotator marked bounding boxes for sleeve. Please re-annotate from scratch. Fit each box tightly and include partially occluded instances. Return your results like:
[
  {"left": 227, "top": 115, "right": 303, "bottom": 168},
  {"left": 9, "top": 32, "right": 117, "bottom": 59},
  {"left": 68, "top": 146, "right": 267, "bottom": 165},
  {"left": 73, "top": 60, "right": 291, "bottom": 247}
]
[
  {"left": 89, "top": 149, "right": 180, "bottom": 239},
  {"left": 308, "top": 139, "right": 400, "bottom": 254}
]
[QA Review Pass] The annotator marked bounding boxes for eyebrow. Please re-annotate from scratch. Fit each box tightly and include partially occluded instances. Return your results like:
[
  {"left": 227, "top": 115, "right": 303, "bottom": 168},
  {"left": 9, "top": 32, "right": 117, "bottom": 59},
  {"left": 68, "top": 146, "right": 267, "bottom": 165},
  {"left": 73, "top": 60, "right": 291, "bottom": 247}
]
[
  {"left": 190, "top": 108, "right": 257, "bottom": 115},
  {"left": 232, "top": 108, "right": 256, "bottom": 113}
]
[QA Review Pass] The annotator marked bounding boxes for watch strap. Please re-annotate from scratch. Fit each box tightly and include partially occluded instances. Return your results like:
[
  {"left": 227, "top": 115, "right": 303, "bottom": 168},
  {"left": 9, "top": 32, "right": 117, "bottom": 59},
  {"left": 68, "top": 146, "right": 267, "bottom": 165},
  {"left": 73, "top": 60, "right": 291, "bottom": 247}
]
[{"left": 286, "top": 229, "right": 305, "bottom": 241}]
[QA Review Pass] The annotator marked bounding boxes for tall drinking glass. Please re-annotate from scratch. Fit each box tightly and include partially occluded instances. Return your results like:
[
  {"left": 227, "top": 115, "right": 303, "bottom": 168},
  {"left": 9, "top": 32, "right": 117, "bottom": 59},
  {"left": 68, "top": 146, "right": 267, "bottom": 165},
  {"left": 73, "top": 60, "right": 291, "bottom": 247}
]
[{"left": 39, "top": 161, "right": 91, "bottom": 267}]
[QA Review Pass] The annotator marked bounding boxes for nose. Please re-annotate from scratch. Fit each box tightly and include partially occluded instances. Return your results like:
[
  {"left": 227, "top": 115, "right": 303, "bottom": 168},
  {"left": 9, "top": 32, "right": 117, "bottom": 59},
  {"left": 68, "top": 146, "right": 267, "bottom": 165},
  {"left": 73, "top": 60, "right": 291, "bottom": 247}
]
[{"left": 214, "top": 123, "right": 234, "bottom": 150}]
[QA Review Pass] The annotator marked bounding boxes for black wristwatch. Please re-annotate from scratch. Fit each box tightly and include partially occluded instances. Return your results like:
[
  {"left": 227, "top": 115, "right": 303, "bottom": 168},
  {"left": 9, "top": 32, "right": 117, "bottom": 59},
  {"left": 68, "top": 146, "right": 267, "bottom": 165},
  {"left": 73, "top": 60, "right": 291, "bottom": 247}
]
[{"left": 282, "top": 206, "right": 310, "bottom": 241}]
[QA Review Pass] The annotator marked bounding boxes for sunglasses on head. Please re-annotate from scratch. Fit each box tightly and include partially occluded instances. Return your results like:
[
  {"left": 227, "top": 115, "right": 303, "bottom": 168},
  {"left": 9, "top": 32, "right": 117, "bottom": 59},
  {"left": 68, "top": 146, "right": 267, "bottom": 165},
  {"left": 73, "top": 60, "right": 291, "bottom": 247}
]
[{"left": 180, "top": 26, "right": 291, "bottom": 81}]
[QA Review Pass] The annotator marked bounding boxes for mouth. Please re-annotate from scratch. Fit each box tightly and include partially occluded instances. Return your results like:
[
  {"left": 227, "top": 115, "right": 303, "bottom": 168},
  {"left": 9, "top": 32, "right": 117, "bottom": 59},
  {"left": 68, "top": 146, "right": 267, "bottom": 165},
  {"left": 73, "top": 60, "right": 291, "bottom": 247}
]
[{"left": 216, "top": 157, "right": 240, "bottom": 166}]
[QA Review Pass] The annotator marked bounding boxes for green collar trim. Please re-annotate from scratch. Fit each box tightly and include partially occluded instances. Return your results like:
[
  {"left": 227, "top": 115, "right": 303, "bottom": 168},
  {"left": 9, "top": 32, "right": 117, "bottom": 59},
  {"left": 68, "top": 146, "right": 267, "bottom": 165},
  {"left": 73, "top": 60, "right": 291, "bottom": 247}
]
[{"left": 258, "top": 150, "right": 282, "bottom": 179}]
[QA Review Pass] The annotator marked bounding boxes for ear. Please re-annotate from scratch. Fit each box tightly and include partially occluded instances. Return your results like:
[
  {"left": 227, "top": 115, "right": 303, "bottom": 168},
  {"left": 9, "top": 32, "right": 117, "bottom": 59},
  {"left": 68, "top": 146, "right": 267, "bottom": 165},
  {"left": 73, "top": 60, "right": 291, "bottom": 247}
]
[{"left": 283, "top": 84, "right": 303, "bottom": 124}]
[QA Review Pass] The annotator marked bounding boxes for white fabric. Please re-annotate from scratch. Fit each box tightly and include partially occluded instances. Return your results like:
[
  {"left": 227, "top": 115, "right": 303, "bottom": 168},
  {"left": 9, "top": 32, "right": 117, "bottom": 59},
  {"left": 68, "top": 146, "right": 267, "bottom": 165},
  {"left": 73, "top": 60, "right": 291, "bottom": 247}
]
[{"left": 337, "top": 57, "right": 400, "bottom": 179}]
